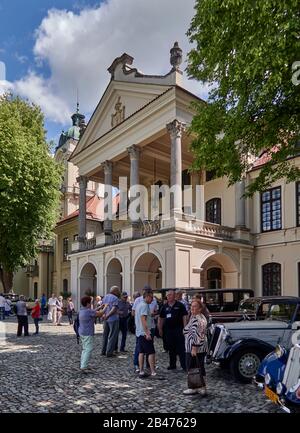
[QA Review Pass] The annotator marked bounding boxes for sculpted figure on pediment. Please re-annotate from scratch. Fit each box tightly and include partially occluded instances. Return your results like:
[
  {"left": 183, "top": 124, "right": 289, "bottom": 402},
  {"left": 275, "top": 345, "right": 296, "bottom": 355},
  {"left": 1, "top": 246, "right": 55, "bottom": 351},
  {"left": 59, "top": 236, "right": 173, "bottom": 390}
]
[{"left": 111, "top": 96, "right": 125, "bottom": 127}]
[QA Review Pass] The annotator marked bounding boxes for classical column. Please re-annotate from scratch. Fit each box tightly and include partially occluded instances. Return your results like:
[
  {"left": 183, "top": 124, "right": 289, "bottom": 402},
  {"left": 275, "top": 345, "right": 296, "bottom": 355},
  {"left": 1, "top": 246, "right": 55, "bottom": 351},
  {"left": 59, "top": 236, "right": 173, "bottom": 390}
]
[
  {"left": 235, "top": 178, "right": 246, "bottom": 228},
  {"left": 167, "top": 119, "right": 186, "bottom": 216},
  {"left": 77, "top": 175, "right": 88, "bottom": 250},
  {"left": 128, "top": 145, "right": 141, "bottom": 222},
  {"left": 102, "top": 160, "right": 113, "bottom": 234},
  {"left": 128, "top": 145, "right": 140, "bottom": 188}
]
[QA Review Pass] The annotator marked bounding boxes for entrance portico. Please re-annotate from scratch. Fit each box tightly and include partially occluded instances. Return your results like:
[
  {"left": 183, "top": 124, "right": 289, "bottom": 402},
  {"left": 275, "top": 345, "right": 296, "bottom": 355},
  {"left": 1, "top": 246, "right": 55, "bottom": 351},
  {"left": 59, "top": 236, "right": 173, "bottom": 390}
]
[{"left": 68, "top": 44, "right": 253, "bottom": 310}]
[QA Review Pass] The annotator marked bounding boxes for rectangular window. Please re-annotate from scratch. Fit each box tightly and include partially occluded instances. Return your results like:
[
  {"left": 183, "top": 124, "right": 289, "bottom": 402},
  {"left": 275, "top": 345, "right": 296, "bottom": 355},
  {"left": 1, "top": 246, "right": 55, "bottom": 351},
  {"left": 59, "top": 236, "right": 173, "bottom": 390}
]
[
  {"left": 296, "top": 182, "right": 300, "bottom": 227},
  {"left": 63, "top": 237, "right": 69, "bottom": 261},
  {"left": 206, "top": 198, "right": 221, "bottom": 224},
  {"left": 261, "top": 186, "right": 282, "bottom": 232},
  {"left": 73, "top": 234, "right": 78, "bottom": 241}
]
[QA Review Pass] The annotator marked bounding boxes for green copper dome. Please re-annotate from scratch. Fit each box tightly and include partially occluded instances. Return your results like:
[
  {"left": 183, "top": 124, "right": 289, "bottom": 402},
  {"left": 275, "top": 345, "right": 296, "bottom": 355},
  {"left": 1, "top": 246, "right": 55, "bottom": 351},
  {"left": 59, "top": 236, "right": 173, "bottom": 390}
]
[
  {"left": 66, "top": 125, "right": 80, "bottom": 140},
  {"left": 56, "top": 105, "right": 86, "bottom": 151}
]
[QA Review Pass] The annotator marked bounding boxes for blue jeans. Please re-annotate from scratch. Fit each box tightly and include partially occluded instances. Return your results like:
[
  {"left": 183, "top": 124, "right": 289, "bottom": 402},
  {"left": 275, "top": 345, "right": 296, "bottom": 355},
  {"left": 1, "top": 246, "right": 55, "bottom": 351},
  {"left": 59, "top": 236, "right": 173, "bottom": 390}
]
[
  {"left": 101, "top": 320, "right": 119, "bottom": 356},
  {"left": 80, "top": 335, "right": 94, "bottom": 369},
  {"left": 0, "top": 307, "right": 5, "bottom": 320},
  {"left": 134, "top": 337, "right": 139, "bottom": 366}
]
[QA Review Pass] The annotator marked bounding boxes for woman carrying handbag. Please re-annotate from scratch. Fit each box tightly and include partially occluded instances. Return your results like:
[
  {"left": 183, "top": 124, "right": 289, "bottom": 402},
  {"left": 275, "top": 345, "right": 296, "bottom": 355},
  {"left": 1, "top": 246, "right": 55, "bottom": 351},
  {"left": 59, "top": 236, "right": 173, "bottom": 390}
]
[{"left": 183, "top": 299, "right": 208, "bottom": 396}]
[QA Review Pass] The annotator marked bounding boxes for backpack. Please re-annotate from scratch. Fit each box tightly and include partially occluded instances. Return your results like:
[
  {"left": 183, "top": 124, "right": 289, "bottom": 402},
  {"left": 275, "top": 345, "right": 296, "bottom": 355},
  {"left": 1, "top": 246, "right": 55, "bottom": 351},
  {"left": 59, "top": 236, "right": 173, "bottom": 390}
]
[{"left": 73, "top": 314, "right": 80, "bottom": 344}]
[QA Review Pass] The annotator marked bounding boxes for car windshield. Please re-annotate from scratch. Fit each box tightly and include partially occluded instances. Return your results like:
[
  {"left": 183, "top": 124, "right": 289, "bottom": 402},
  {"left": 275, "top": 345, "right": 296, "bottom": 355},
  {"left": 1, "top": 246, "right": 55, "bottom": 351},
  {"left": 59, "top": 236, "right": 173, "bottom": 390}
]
[
  {"left": 265, "top": 302, "right": 297, "bottom": 322},
  {"left": 239, "top": 299, "right": 258, "bottom": 312}
]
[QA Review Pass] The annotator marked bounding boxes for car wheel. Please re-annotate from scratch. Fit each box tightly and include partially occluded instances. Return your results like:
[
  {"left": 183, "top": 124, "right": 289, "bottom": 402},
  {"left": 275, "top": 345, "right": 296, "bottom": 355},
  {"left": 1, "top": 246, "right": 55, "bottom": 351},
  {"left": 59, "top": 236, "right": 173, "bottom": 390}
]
[{"left": 230, "top": 349, "right": 262, "bottom": 383}]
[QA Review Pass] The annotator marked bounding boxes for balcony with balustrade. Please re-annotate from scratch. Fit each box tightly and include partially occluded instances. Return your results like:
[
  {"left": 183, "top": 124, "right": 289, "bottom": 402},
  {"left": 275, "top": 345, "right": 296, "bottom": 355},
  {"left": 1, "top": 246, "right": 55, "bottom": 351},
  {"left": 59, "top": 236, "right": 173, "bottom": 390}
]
[{"left": 70, "top": 213, "right": 243, "bottom": 253}]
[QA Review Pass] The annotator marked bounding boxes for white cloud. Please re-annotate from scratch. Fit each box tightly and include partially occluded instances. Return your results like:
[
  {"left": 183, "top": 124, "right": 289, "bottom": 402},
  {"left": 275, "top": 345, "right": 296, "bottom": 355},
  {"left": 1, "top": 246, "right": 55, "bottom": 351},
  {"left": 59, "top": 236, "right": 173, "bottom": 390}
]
[
  {"left": 13, "top": 72, "right": 71, "bottom": 123},
  {"left": 10, "top": 0, "right": 207, "bottom": 125}
]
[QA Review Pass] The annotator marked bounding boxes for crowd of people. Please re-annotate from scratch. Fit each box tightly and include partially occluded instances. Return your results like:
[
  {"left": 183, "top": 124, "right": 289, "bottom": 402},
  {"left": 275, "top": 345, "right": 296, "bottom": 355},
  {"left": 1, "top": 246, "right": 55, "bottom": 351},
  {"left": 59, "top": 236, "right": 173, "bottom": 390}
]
[
  {"left": 0, "top": 292, "right": 76, "bottom": 336},
  {"left": 1, "top": 287, "right": 209, "bottom": 396},
  {"left": 78, "top": 286, "right": 209, "bottom": 396}
]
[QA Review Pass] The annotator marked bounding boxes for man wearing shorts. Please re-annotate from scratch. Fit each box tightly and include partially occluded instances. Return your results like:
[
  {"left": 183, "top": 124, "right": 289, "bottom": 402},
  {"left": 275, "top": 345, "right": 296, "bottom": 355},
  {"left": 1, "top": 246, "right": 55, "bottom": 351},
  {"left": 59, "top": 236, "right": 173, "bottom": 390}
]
[{"left": 134, "top": 288, "right": 156, "bottom": 378}]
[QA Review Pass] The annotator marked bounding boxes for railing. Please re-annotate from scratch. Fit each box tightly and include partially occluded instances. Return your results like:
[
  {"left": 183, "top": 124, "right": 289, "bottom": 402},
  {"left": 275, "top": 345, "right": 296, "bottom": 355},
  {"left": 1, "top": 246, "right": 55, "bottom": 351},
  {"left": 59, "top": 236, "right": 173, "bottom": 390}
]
[
  {"left": 85, "top": 238, "right": 96, "bottom": 249},
  {"left": 25, "top": 265, "right": 39, "bottom": 277},
  {"left": 72, "top": 218, "right": 236, "bottom": 252},
  {"left": 188, "top": 220, "right": 234, "bottom": 240},
  {"left": 139, "top": 219, "right": 161, "bottom": 237},
  {"left": 38, "top": 239, "right": 54, "bottom": 253},
  {"left": 112, "top": 230, "right": 122, "bottom": 244}
]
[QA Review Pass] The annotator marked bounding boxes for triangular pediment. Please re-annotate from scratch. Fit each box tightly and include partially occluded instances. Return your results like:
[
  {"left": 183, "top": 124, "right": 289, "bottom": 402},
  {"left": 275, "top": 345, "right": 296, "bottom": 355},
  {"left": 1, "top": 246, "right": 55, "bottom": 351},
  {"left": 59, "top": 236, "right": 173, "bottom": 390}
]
[{"left": 72, "top": 80, "right": 172, "bottom": 158}]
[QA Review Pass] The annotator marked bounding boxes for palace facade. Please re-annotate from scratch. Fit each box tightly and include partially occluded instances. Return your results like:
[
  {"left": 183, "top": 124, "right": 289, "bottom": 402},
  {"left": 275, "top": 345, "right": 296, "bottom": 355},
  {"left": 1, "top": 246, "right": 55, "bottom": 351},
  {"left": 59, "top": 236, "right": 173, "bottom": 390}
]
[{"left": 67, "top": 43, "right": 300, "bottom": 310}]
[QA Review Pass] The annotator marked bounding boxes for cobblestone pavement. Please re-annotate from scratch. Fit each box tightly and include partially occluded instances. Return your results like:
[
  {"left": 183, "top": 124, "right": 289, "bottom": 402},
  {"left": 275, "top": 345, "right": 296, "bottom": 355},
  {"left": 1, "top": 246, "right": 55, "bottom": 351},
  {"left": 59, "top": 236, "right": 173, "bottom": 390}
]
[{"left": 0, "top": 316, "right": 281, "bottom": 413}]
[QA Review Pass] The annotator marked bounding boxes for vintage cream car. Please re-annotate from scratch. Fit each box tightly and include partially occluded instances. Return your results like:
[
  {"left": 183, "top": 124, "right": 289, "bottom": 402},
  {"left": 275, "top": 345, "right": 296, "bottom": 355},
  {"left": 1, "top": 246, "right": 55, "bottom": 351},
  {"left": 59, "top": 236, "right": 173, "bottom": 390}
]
[{"left": 207, "top": 296, "right": 300, "bottom": 383}]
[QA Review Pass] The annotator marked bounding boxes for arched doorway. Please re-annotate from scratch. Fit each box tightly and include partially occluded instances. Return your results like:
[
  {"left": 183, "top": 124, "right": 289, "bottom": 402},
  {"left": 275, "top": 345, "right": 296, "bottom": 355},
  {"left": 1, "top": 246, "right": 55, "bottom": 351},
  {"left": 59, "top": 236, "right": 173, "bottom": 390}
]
[
  {"left": 134, "top": 253, "right": 162, "bottom": 291},
  {"left": 79, "top": 263, "right": 97, "bottom": 299},
  {"left": 106, "top": 258, "right": 122, "bottom": 293},
  {"left": 201, "top": 253, "right": 238, "bottom": 290}
]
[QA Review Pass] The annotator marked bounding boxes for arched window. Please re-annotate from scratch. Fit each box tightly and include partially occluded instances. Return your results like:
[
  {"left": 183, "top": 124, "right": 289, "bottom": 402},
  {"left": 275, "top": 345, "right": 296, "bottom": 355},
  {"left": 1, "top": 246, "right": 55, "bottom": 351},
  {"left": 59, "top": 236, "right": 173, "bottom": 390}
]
[
  {"left": 262, "top": 263, "right": 281, "bottom": 296},
  {"left": 206, "top": 198, "right": 221, "bottom": 224}
]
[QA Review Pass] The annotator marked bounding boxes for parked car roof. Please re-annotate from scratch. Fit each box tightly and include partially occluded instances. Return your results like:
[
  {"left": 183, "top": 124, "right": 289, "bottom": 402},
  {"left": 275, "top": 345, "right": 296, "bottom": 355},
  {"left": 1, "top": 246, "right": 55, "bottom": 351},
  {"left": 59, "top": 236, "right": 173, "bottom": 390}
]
[
  {"left": 242, "top": 296, "right": 300, "bottom": 303},
  {"left": 153, "top": 288, "right": 254, "bottom": 293}
]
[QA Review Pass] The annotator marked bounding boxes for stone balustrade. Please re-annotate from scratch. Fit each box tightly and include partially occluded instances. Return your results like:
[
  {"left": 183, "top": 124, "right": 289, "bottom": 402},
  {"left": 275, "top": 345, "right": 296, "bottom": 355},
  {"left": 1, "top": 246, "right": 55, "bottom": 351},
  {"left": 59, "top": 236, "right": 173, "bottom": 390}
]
[
  {"left": 138, "top": 219, "right": 161, "bottom": 237},
  {"left": 71, "top": 218, "right": 237, "bottom": 252},
  {"left": 85, "top": 237, "right": 96, "bottom": 249},
  {"left": 185, "top": 220, "right": 235, "bottom": 240},
  {"left": 112, "top": 230, "right": 122, "bottom": 244}
]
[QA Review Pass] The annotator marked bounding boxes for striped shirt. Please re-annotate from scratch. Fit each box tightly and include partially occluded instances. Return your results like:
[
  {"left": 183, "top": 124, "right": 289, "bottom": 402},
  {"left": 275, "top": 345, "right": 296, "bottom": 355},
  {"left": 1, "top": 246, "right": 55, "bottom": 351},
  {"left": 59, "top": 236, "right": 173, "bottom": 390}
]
[{"left": 183, "top": 313, "right": 208, "bottom": 353}]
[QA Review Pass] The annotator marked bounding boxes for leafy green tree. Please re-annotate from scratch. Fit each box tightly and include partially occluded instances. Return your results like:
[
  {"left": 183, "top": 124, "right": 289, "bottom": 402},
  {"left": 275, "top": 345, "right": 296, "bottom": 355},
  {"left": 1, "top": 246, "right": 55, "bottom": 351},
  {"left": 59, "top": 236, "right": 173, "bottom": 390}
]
[
  {"left": 187, "top": 0, "right": 300, "bottom": 195},
  {"left": 0, "top": 94, "right": 62, "bottom": 292}
]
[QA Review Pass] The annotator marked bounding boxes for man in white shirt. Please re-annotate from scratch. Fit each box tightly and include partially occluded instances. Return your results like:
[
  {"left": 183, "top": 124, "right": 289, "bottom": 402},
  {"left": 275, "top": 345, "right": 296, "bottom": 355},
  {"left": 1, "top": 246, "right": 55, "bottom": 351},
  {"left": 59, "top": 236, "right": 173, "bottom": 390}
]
[
  {"left": 0, "top": 294, "right": 5, "bottom": 320},
  {"left": 135, "top": 288, "right": 156, "bottom": 378},
  {"left": 48, "top": 293, "right": 58, "bottom": 324},
  {"left": 132, "top": 285, "right": 158, "bottom": 371}
]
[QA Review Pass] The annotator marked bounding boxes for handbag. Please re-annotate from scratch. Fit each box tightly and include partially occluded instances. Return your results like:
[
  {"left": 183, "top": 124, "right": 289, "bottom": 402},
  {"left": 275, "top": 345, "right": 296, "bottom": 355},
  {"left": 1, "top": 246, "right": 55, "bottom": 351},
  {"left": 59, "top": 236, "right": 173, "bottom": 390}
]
[{"left": 187, "top": 355, "right": 205, "bottom": 389}]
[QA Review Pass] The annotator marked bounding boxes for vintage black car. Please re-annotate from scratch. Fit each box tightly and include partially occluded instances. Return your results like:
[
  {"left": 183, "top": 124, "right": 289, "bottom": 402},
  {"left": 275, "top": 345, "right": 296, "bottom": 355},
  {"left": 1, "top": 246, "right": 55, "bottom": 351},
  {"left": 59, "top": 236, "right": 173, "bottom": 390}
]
[{"left": 153, "top": 288, "right": 254, "bottom": 323}]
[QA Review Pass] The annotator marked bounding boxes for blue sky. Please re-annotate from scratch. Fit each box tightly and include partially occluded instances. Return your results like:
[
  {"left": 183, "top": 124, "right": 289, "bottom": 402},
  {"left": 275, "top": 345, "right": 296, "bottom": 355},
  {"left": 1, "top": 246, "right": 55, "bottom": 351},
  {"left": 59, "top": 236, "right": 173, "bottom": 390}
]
[
  {"left": 0, "top": 0, "right": 101, "bottom": 143},
  {"left": 0, "top": 0, "right": 205, "bottom": 146}
]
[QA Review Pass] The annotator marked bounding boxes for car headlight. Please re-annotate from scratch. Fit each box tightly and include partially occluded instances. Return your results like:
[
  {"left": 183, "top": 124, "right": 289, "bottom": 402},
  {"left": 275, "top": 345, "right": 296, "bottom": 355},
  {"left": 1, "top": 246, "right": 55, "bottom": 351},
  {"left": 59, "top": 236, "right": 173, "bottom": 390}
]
[
  {"left": 265, "top": 373, "right": 271, "bottom": 385},
  {"left": 275, "top": 345, "right": 285, "bottom": 359},
  {"left": 276, "top": 382, "right": 283, "bottom": 395}
]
